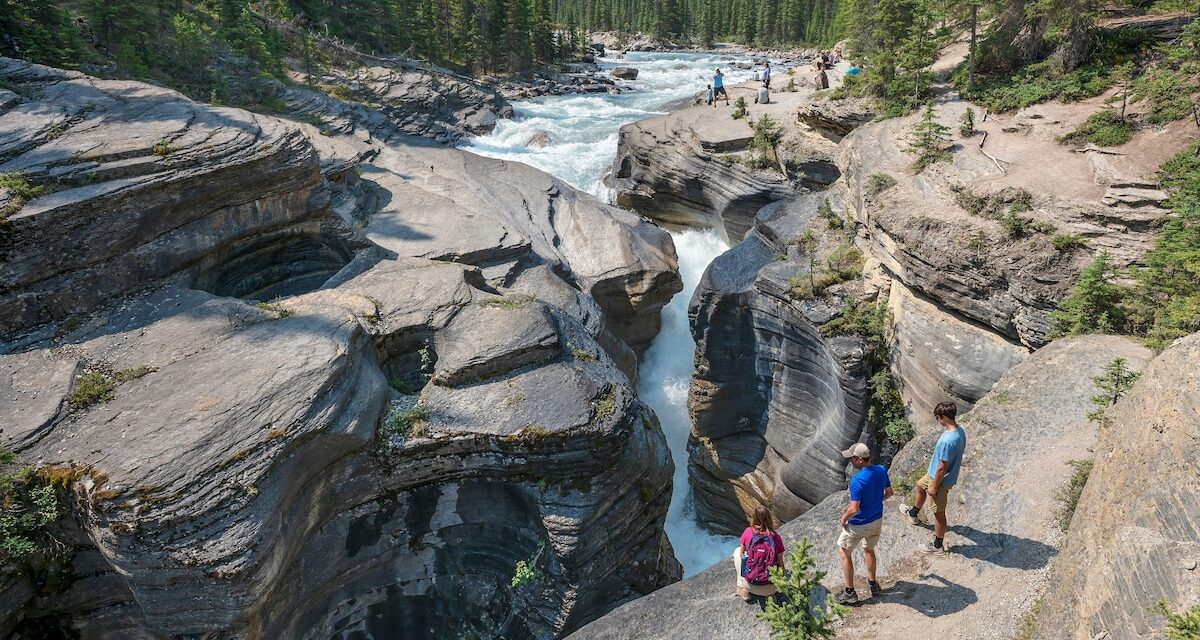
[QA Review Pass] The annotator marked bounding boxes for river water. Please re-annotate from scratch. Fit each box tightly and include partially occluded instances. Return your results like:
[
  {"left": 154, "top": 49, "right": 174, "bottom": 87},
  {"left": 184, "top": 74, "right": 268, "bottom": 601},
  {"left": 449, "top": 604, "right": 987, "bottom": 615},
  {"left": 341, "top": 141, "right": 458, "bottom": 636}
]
[{"left": 462, "top": 51, "right": 750, "bottom": 576}]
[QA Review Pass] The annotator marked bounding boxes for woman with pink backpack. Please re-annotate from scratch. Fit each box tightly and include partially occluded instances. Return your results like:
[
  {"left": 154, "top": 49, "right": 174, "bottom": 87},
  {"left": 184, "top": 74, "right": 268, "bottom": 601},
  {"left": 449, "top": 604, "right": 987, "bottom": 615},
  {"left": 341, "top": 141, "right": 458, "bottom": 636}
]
[{"left": 733, "top": 506, "right": 787, "bottom": 603}]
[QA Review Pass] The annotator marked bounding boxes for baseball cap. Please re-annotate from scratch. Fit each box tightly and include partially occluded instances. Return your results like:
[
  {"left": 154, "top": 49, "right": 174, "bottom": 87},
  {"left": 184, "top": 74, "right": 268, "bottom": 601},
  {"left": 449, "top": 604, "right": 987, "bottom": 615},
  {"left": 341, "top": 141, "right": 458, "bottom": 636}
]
[{"left": 841, "top": 442, "right": 870, "bottom": 459}]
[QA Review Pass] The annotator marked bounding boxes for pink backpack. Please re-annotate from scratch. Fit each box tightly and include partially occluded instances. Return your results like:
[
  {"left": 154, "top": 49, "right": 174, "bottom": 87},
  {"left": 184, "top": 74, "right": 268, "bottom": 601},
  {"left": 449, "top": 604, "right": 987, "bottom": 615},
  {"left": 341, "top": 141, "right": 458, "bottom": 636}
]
[{"left": 741, "top": 533, "right": 778, "bottom": 585}]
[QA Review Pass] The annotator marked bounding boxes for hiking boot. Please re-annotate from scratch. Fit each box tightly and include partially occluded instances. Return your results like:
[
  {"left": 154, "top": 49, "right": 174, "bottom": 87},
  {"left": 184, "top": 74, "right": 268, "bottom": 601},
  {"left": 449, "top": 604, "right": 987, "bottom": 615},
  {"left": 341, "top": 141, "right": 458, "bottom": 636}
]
[
  {"left": 833, "top": 588, "right": 858, "bottom": 605},
  {"left": 917, "top": 542, "right": 946, "bottom": 555},
  {"left": 868, "top": 580, "right": 882, "bottom": 597},
  {"left": 898, "top": 502, "right": 920, "bottom": 525}
]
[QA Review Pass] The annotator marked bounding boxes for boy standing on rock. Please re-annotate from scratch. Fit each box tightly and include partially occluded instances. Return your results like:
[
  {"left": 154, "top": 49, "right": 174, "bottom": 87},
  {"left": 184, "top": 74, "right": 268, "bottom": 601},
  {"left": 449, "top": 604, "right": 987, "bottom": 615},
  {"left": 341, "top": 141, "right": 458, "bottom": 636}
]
[
  {"left": 835, "top": 442, "right": 891, "bottom": 604},
  {"left": 712, "top": 68, "right": 729, "bottom": 106},
  {"left": 899, "top": 402, "right": 967, "bottom": 554}
]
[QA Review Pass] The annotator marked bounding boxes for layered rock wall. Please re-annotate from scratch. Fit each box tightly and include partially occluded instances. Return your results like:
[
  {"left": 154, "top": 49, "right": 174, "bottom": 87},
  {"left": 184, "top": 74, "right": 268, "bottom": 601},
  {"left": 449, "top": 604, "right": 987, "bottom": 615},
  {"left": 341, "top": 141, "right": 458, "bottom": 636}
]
[
  {"left": 687, "top": 197, "right": 870, "bottom": 533},
  {"left": 1033, "top": 332, "right": 1200, "bottom": 640}
]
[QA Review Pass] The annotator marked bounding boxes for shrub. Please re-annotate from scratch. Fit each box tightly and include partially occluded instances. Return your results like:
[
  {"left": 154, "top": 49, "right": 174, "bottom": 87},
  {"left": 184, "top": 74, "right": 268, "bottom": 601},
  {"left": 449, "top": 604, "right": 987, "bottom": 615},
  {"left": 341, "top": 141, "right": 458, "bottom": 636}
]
[
  {"left": 388, "top": 377, "right": 413, "bottom": 394},
  {"left": 152, "top": 140, "right": 172, "bottom": 156},
  {"left": 0, "top": 453, "right": 62, "bottom": 563},
  {"left": 959, "top": 60, "right": 1122, "bottom": 113},
  {"left": 866, "top": 173, "right": 896, "bottom": 196},
  {"left": 758, "top": 538, "right": 847, "bottom": 638},
  {"left": 967, "top": 231, "right": 989, "bottom": 252},
  {"left": 1055, "top": 459, "right": 1093, "bottom": 530},
  {"left": 255, "top": 300, "right": 294, "bottom": 318},
  {"left": 69, "top": 371, "right": 115, "bottom": 411},
  {"left": 1058, "top": 110, "right": 1133, "bottom": 147},
  {"left": 818, "top": 198, "right": 842, "bottom": 229},
  {"left": 826, "top": 244, "right": 864, "bottom": 279},
  {"left": 383, "top": 405, "right": 429, "bottom": 440},
  {"left": 0, "top": 172, "right": 47, "bottom": 219},
  {"left": 1051, "top": 234, "right": 1086, "bottom": 251},
  {"left": 1001, "top": 210, "right": 1028, "bottom": 238},
  {"left": 884, "top": 417, "right": 915, "bottom": 446},
  {"left": 593, "top": 387, "right": 618, "bottom": 421},
  {"left": 732, "top": 96, "right": 748, "bottom": 119}
]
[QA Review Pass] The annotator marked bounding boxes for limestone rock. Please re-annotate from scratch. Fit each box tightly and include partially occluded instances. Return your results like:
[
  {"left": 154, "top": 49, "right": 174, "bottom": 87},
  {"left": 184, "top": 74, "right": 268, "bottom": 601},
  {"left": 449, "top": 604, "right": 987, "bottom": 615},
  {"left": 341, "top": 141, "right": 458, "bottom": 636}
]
[
  {"left": 571, "top": 335, "right": 1150, "bottom": 639},
  {"left": 796, "top": 97, "right": 875, "bottom": 141},
  {"left": 611, "top": 67, "right": 639, "bottom": 80},
  {"left": 687, "top": 196, "right": 871, "bottom": 533},
  {"left": 1032, "top": 332, "right": 1200, "bottom": 640},
  {"left": 526, "top": 130, "right": 553, "bottom": 148},
  {"left": 0, "top": 61, "right": 683, "bottom": 639},
  {"left": 0, "top": 57, "right": 347, "bottom": 336}
]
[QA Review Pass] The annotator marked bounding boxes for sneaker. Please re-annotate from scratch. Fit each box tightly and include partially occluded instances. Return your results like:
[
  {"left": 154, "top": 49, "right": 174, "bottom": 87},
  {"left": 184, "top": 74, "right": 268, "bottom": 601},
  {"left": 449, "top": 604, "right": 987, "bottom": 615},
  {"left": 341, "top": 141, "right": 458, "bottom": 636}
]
[
  {"left": 917, "top": 542, "right": 945, "bottom": 555},
  {"left": 833, "top": 588, "right": 859, "bottom": 605},
  {"left": 868, "top": 580, "right": 882, "bottom": 597},
  {"left": 736, "top": 587, "right": 753, "bottom": 602},
  {"left": 898, "top": 502, "right": 920, "bottom": 525}
]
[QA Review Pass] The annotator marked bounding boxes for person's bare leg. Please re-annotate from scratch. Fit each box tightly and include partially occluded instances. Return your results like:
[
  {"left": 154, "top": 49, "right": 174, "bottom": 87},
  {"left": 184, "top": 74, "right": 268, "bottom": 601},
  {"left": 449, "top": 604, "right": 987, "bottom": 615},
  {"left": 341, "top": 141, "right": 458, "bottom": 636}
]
[
  {"left": 913, "top": 483, "right": 928, "bottom": 509},
  {"left": 838, "top": 546, "right": 855, "bottom": 590},
  {"left": 934, "top": 510, "right": 948, "bottom": 539},
  {"left": 864, "top": 548, "right": 877, "bottom": 583}
]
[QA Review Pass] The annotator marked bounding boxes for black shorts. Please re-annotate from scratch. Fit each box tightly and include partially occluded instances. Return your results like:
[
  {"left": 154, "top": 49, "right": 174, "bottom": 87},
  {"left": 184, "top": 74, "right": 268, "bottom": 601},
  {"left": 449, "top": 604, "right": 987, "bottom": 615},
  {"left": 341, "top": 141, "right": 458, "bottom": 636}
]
[{"left": 714, "top": 86, "right": 728, "bottom": 98}]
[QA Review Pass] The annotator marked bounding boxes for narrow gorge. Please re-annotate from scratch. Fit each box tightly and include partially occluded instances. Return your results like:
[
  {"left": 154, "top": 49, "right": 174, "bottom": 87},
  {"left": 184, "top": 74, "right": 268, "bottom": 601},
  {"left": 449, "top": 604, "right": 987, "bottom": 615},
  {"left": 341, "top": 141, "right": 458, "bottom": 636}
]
[{"left": 2, "top": 5, "right": 1198, "bottom": 639}]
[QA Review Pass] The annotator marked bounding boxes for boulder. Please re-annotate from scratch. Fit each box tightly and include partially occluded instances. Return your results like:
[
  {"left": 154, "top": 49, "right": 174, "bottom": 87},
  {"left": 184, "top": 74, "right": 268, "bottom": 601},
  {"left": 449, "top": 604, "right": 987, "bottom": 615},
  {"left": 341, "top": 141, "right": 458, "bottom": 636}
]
[
  {"left": 611, "top": 67, "right": 639, "bottom": 80},
  {"left": 1033, "top": 332, "right": 1200, "bottom": 640},
  {"left": 796, "top": 97, "right": 875, "bottom": 141},
  {"left": 525, "top": 130, "right": 554, "bottom": 148}
]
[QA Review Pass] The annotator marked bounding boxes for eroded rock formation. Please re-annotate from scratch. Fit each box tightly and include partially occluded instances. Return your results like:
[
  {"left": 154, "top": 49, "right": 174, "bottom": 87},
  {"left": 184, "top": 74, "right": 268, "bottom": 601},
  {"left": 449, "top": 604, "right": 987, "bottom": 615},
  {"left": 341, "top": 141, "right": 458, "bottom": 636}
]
[
  {"left": 1032, "top": 332, "right": 1200, "bottom": 640},
  {"left": 687, "top": 196, "right": 871, "bottom": 533},
  {"left": 0, "top": 58, "right": 682, "bottom": 638}
]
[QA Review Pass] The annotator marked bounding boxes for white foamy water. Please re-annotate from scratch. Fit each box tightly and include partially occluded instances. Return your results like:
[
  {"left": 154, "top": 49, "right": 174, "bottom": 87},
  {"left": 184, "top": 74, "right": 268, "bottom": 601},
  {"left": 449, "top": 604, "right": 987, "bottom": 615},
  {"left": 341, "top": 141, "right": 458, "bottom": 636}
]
[
  {"left": 462, "top": 51, "right": 756, "bottom": 198},
  {"left": 462, "top": 52, "right": 753, "bottom": 576},
  {"left": 638, "top": 229, "right": 738, "bottom": 576}
]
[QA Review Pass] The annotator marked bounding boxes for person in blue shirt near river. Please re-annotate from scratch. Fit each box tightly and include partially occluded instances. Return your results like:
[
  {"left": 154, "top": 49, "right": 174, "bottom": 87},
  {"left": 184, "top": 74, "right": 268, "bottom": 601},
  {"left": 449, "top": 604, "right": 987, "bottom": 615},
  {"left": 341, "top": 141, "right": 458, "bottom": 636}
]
[
  {"left": 834, "top": 442, "right": 892, "bottom": 605},
  {"left": 712, "top": 68, "right": 729, "bottom": 106},
  {"left": 899, "top": 402, "right": 967, "bottom": 554}
]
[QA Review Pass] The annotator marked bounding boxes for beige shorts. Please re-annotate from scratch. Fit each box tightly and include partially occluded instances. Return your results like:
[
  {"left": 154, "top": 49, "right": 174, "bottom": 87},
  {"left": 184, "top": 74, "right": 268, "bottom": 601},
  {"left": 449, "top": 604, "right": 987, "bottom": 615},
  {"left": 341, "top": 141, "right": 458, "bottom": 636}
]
[
  {"left": 837, "top": 518, "right": 883, "bottom": 550},
  {"left": 916, "top": 474, "right": 951, "bottom": 513}
]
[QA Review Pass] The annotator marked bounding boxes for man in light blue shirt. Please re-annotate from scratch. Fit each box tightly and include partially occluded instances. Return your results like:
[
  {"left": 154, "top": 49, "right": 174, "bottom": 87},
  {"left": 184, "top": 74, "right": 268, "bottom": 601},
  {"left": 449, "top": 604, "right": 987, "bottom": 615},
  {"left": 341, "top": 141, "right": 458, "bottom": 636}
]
[{"left": 898, "top": 402, "right": 966, "bottom": 554}]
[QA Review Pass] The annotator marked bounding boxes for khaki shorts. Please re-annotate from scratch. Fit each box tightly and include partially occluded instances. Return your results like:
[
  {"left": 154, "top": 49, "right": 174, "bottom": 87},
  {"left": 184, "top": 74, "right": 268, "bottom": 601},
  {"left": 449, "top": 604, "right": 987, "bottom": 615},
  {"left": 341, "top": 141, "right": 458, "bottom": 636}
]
[
  {"left": 732, "top": 547, "right": 778, "bottom": 597},
  {"left": 917, "top": 474, "right": 951, "bottom": 513},
  {"left": 837, "top": 518, "right": 883, "bottom": 550}
]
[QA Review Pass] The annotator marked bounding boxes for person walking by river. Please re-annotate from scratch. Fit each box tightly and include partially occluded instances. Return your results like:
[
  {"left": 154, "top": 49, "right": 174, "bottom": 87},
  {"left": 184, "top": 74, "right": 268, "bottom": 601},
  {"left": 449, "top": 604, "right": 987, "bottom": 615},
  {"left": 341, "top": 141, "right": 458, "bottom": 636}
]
[
  {"left": 762, "top": 61, "right": 772, "bottom": 89},
  {"left": 834, "top": 442, "right": 891, "bottom": 605},
  {"left": 898, "top": 402, "right": 967, "bottom": 554},
  {"left": 712, "top": 68, "right": 729, "bottom": 106}
]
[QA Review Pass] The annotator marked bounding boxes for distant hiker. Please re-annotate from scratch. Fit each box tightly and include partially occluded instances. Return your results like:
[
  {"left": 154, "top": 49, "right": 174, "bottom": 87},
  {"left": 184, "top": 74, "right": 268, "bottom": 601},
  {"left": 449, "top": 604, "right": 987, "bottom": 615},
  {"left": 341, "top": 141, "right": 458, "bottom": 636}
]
[
  {"left": 762, "top": 61, "right": 772, "bottom": 89},
  {"left": 898, "top": 402, "right": 967, "bottom": 554},
  {"left": 705, "top": 83, "right": 714, "bottom": 105},
  {"left": 835, "top": 442, "right": 892, "bottom": 605},
  {"left": 755, "top": 85, "right": 770, "bottom": 104},
  {"left": 734, "top": 506, "right": 787, "bottom": 603},
  {"left": 815, "top": 69, "right": 829, "bottom": 90},
  {"left": 712, "top": 68, "right": 729, "bottom": 106}
]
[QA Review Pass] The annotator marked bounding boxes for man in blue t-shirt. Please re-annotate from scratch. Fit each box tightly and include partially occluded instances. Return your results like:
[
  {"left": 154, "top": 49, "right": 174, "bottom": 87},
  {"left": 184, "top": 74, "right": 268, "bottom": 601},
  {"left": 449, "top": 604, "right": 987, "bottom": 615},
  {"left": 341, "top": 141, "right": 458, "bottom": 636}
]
[
  {"left": 899, "top": 402, "right": 967, "bottom": 554},
  {"left": 835, "top": 442, "right": 892, "bottom": 604},
  {"left": 712, "top": 68, "right": 729, "bottom": 106}
]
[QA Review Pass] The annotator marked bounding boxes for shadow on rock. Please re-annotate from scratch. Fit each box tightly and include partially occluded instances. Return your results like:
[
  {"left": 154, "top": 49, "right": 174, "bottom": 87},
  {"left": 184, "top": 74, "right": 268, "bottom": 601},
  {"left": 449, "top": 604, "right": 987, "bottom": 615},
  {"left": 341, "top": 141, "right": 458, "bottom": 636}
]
[
  {"left": 951, "top": 525, "right": 1055, "bottom": 570},
  {"left": 882, "top": 574, "right": 978, "bottom": 617}
]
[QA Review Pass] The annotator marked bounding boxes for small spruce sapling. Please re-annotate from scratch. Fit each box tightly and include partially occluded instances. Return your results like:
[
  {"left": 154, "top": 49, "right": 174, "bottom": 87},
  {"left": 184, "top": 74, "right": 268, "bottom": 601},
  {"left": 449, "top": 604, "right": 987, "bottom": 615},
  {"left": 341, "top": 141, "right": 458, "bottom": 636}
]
[
  {"left": 733, "top": 96, "right": 748, "bottom": 119},
  {"left": 757, "top": 537, "right": 847, "bottom": 639},
  {"left": 959, "top": 107, "right": 976, "bottom": 137},
  {"left": 907, "top": 102, "right": 952, "bottom": 171},
  {"left": 1086, "top": 357, "right": 1141, "bottom": 426}
]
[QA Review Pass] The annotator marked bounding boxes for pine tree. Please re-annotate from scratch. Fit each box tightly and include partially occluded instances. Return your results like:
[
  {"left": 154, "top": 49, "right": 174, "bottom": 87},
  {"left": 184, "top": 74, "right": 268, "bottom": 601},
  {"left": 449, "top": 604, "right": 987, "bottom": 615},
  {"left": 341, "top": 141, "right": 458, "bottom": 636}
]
[
  {"left": 758, "top": 538, "right": 847, "bottom": 639},
  {"left": 907, "top": 102, "right": 951, "bottom": 170},
  {"left": 1051, "top": 252, "right": 1126, "bottom": 337}
]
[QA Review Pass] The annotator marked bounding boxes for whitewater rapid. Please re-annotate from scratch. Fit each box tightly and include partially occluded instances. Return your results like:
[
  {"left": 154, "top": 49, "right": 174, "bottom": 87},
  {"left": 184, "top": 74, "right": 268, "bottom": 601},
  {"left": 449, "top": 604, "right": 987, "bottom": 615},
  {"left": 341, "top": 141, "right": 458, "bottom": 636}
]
[
  {"left": 463, "top": 51, "right": 750, "bottom": 576},
  {"left": 461, "top": 51, "right": 754, "bottom": 199}
]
